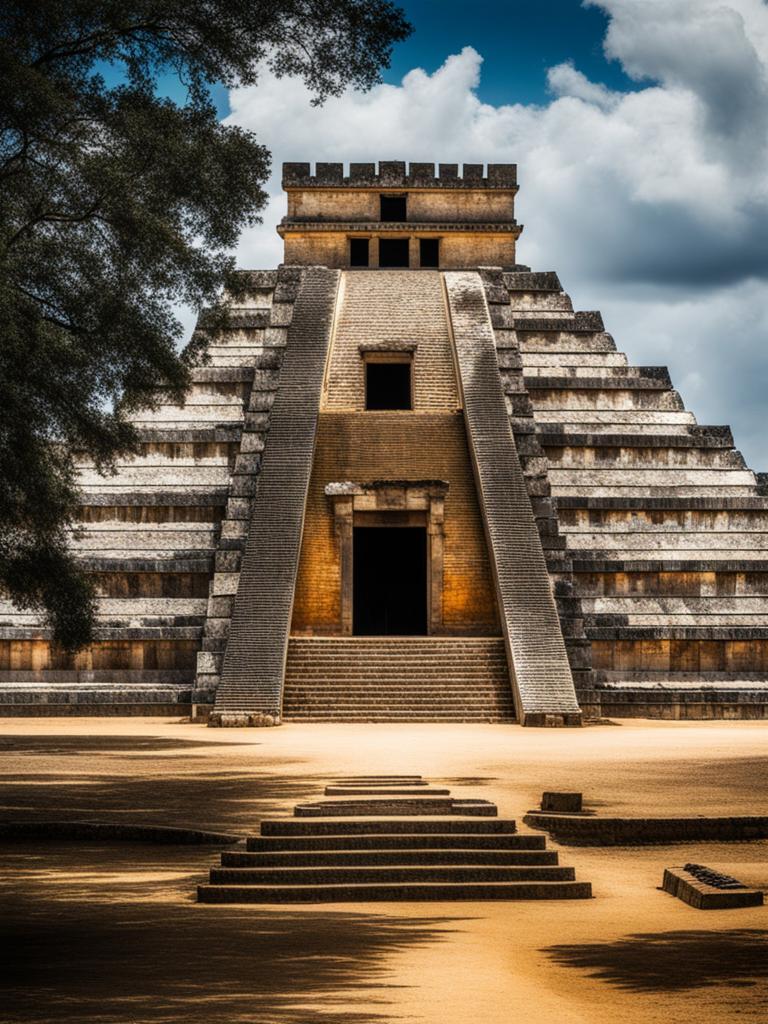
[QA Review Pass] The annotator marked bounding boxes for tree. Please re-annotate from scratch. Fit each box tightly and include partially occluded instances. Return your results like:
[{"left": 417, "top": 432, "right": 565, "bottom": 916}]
[{"left": 0, "top": 1, "right": 411, "bottom": 649}]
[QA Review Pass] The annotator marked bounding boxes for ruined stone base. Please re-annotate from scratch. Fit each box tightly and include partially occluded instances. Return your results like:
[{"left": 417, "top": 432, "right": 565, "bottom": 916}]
[
  {"left": 522, "top": 711, "right": 582, "bottom": 728},
  {"left": 208, "top": 712, "right": 282, "bottom": 728}
]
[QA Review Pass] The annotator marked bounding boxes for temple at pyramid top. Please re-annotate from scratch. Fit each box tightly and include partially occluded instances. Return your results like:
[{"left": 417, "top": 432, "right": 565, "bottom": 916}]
[{"left": 278, "top": 160, "right": 522, "bottom": 268}]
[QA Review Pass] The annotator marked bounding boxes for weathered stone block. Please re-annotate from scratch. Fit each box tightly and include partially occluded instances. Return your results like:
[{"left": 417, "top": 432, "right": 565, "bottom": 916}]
[{"left": 541, "top": 791, "right": 583, "bottom": 813}]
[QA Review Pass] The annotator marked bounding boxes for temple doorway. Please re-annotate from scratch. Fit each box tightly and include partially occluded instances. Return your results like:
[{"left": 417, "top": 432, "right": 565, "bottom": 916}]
[{"left": 353, "top": 526, "right": 427, "bottom": 635}]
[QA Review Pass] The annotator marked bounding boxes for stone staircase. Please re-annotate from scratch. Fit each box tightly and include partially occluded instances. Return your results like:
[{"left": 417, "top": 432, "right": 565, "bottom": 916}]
[
  {"left": 282, "top": 637, "right": 514, "bottom": 722},
  {"left": 198, "top": 776, "right": 592, "bottom": 902}
]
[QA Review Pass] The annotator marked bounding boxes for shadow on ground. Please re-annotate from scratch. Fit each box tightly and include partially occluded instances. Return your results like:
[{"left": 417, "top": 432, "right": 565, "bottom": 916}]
[
  {"left": 0, "top": 842, "right": 463, "bottom": 1024},
  {"left": 0, "top": 733, "right": 327, "bottom": 832},
  {"left": 0, "top": 734, "right": 253, "bottom": 755},
  {"left": 544, "top": 929, "right": 768, "bottom": 992}
]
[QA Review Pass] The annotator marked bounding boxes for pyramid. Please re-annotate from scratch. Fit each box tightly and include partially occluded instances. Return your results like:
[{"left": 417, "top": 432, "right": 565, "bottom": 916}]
[{"left": 2, "top": 161, "right": 766, "bottom": 725}]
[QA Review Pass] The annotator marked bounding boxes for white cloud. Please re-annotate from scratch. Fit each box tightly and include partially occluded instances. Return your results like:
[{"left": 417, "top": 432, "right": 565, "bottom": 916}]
[
  {"left": 225, "top": 3, "right": 768, "bottom": 467},
  {"left": 547, "top": 61, "right": 619, "bottom": 110}
]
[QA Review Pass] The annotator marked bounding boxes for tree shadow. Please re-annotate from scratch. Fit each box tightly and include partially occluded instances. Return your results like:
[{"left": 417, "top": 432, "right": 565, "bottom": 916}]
[
  {"left": 0, "top": 734, "right": 256, "bottom": 755},
  {"left": 0, "top": 843, "right": 466, "bottom": 1023},
  {"left": 0, "top": 768, "right": 327, "bottom": 832},
  {"left": 0, "top": 732, "right": 330, "bottom": 832},
  {"left": 544, "top": 929, "right": 768, "bottom": 992}
]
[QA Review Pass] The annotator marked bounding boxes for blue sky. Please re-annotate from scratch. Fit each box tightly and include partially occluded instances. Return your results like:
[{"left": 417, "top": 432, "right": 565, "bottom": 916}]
[{"left": 388, "top": 0, "right": 636, "bottom": 105}]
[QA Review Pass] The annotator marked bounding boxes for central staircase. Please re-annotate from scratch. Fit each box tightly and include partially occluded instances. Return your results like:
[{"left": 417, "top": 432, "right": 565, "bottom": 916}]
[
  {"left": 198, "top": 776, "right": 591, "bottom": 901},
  {"left": 282, "top": 637, "right": 514, "bottom": 722}
]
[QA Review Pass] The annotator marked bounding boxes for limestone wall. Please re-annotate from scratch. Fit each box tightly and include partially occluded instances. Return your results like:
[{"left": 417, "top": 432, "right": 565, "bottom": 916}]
[
  {"left": 287, "top": 188, "right": 515, "bottom": 224},
  {"left": 323, "top": 270, "right": 459, "bottom": 411}
]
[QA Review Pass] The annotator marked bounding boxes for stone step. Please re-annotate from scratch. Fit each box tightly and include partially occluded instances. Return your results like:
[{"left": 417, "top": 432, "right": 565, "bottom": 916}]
[
  {"left": 533, "top": 410, "right": 696, "bottom": 429},
  {"left": 563, "top": 533, "right": 768, "bottom": 550},
  {"left": 286, "top": 641, "right": 506, "bottom": 651},
  {"left": 260, "top": 818, "right": 517, "bottom": 836},
  {"left": 284, "top": 716, "right": 518, "bottom": 724},
  {"left": 325, "top": 786, "right": 451, "bottom": 796},
  {"left": 336, "top": 776, "right": 425, "bottom": 784},
  {"left": 525, "top": 374, "right": 670, "bottom": 391},
  {"left": 198, "top": 880, "right": 593, "bottom": 902},
  {"left": 246, "top": 832, "right": 540, "bottom": 851},
  {"left": 223, "top": 849, "right": 559, "bottom": 866},
  {"left": 209, "top": 865, "right": 576, "bottom": 885},
  {"left": 283, "top": 692, "right": 514, "bottom": 701},
  {"left": 284, "top": 663, "right": 509, "bottom": 673},
  {"left": 293, "top": 798, "right": 497, "bottom": 818}
]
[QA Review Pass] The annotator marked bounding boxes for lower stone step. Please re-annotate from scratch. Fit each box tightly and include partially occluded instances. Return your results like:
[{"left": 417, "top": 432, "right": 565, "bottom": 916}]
[
  {"left": 246, "top": 832, "right": 541, "bottom": 851},
  {"left": 284, "top": 714, "right": 513, "bottom": 722},
  {"left": 223, "top": 849, "right": 559, "bottom": 866},
  {"left": 209, "top": 865, "right": 575, "bottom": 884},
  {"left": 198, "top": 880, "right": 593, "bottom": 902},
  {"left": 260, "top": 818, "right": 517, "bottom": 836}
]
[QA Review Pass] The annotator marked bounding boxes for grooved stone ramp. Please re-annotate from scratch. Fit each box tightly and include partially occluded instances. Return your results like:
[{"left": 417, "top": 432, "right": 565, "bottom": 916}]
[
  {"left": 444, "top": 272, "right": 581, "bottom": 726},
  {"left": 198, "top": 775, "right": 592, "bottom": 902},
  {"left": 213, "top": 268, "right": 340, "bottom": 717}
]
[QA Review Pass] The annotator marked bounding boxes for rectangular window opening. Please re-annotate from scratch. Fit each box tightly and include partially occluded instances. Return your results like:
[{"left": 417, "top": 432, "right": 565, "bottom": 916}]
[
  {"left": 349, "top": 237, "right": 369, "bottom": 267},
  {"left": 419, "top": 238, "right": 440, "bottom": 268},
  {"left": 365, "top": 360, "right": 412, "bottom": 410},
  {"left": 380, "top": 194, "right": 407, "bottom": 222},
  {"left": 378, "top": 238, "right": 410, "bottom": 268}
]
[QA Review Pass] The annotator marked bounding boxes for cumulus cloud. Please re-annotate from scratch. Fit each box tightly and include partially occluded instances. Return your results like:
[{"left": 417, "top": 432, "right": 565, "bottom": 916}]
[
  {"left": 225, "top": 2, "right": 768, "bottom": 467},
  {"left": 547, "top": 61, "right": 619, "bottom": 109}
]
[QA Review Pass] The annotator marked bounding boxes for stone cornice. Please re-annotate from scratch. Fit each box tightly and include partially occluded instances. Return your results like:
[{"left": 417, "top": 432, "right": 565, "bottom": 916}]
[{"left": 277, "top": 220, "right": 522, "bottom": 236}]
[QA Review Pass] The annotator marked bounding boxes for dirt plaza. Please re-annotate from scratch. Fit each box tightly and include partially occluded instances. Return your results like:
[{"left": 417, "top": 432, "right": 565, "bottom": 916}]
[{"left": 0, "top": 717, "right": 765, "bottom": 1024}]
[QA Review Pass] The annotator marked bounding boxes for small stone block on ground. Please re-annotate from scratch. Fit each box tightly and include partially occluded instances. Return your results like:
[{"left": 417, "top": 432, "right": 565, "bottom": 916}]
[
  {"left": 662, "top": 865, "right": 764, "bottom": 909},
  {"left": 541, "top": 791, "right": 583, "bottom": 813}
]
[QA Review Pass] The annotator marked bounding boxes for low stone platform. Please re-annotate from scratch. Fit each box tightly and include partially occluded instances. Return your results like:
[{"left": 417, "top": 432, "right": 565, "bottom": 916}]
[
  {"left": 662, "top": 865, "right": 764, "bottom": 909},
  {"left": 523, "top": 811, "right": 768, "bottom": 845},
  {"left": 198, "top": 775, "right": 592, "bottom": 902}
]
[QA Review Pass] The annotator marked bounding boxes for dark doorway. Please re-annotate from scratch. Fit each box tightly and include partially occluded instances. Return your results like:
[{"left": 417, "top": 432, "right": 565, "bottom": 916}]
[
  {"left": 353, "top": 527, "right": 427, "bottom": 635},
  {"left": 380, "top": 194, "right": 407, "bottom": 221},
  {"left": 378, "top": 238, "right": 410, "bottom": 267},
  {"left": 349, "top": 238, "right": 369, "bottom": 267},
  {"left": 420, "top": 238, "right": 440, "bottom": 267},
  {"left": 365, "top": 361, "right": 412, "bottom": 410}
]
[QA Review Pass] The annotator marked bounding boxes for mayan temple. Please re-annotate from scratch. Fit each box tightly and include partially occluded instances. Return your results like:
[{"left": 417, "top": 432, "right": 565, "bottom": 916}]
[{"left": 3, "top": 159, "right": 768, "bottom": 725}]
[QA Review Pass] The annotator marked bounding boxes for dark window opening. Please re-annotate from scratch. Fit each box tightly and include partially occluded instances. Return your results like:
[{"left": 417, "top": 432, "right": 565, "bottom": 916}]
[
  {"left": 378, "top": 238, "right": 410, "bottom": 267},
  {"left": 365, "top": 361, "right": 412, "bottom": 410},
  {"left": 349, "top": 238, "right": 369, "bottom": 267},
  {"left": 420, "top": 238, "right": 440, "bottom": 268},
  {"left": 353, "top": 526, "right": 427, "bottom": 635},
  {"left": 380, "top": 194, "right": 407, "bottom": 222}
]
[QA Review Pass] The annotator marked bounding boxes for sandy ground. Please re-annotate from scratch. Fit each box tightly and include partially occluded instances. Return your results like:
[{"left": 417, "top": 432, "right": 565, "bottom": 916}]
[{"left": 0, "top": 717, "right": 766, "bottom": 1023}]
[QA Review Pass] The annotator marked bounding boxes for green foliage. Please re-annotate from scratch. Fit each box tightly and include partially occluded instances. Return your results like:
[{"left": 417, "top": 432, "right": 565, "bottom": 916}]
[{"left": 0, "top": 0, "right": 410, "bottom": 649}]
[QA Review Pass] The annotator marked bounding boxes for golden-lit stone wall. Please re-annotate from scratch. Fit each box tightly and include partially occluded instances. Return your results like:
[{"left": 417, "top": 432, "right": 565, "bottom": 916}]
[
  {"left": 281, "top": 231, "right": 517, "bottom": 269},
  {"left": 290, "top": 412, "right": 500, "bottom": 635},
  {"left": 0, "top": 639, "right": 199, "bottom": 673}
]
